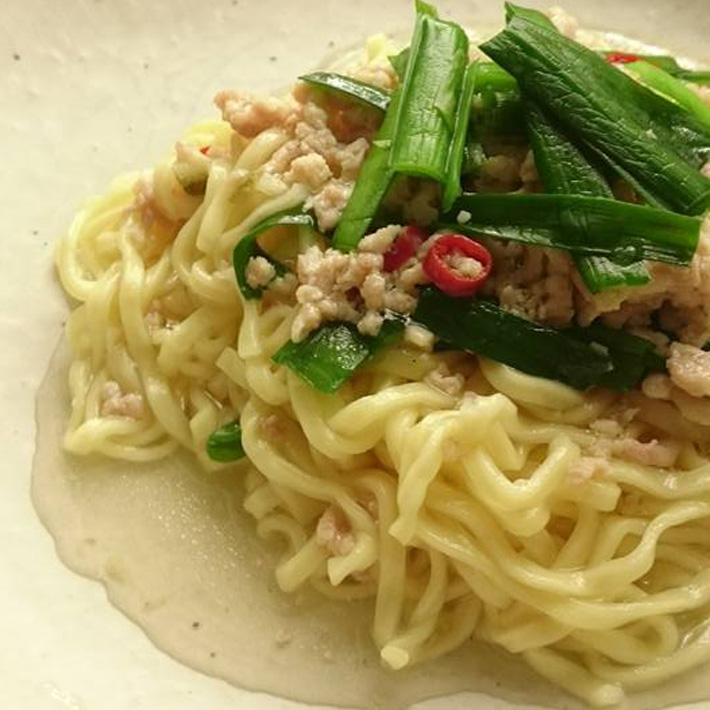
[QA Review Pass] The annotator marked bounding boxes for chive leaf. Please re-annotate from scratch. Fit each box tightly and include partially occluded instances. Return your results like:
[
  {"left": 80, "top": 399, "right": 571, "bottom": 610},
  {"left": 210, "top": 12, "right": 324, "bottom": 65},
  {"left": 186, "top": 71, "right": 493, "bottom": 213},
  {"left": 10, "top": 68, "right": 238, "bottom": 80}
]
[
  {"left": 273, "top": 319, "right": 404, "bottom": 393},
  {"left": 299, "top": 72, "right": 390, "bottom": 112},
  {"left": 233, "top": 207, "right": 314, "bottom": 300},
  {"left": 445, "top": 193, "right": 701, "bottom": 267},
  {"left": 625, "top": 60, "right": 710, "bottom": 131},
  {"left": 443, "top": 62, "right": 479, "bottom": 211},
  {"left": 413, "top": 288, "right": 662, "bottom": 391},
  {"left": 332, "top": 89, "right": 403, "bottom": 251},
  {"left": 481, "top": 11, "right": 710, "bottom": 214},
  {"left": 206, "top": 421, "right": 245, "bottom": 463},
  {"left": 389, "top": 8, "right": 469, "bottom": 182},
  {"left": 525, "top": 101, "right": 651, "bottom": 292}
]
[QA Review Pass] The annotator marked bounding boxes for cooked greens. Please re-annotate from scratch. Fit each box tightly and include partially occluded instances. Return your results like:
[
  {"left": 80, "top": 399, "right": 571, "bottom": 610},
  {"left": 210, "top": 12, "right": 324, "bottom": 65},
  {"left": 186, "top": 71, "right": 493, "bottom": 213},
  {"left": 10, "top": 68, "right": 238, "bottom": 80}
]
[
  {"left": 443, "top": 62, "right": 479, "bottom": 211},
  {"left": 332, "top": 90, "right": 403, "bottom": 251},
  {"left": 625, "top": 60, "right": 710, "bottom": 130},
  {"left": 299, "top": 72, "right": 391, "bottom": 112},
  {"left": 481, "top": 6, "right": 710, "bottom": 214},
  {"left": 446, "top": 193, "right": 701, "bottom": 267},
  {"left": 233, "top": 208, "right": 314, "bottom": 300},
  {"left": 525, "top": 102, "right": 651, "bottom": 292},
  {"left": 206, "top": 421, "right": 245, "bottom": 463},
  {"left": 413, "top": 288, "right": 662, "bottom": 391},
  {"left": 389, "top": 5, "right": 469, "bottom": 182},
  {"left": 273, "top": 319, "right": 404, "bottom": 393}
]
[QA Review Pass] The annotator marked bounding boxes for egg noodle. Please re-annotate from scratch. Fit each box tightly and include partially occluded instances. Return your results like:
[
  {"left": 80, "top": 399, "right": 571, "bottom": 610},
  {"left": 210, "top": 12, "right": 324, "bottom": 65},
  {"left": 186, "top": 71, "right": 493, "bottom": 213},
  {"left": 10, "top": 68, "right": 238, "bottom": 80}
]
[{"left": 54, "top": 87, "right": 710, "bottom": 710}]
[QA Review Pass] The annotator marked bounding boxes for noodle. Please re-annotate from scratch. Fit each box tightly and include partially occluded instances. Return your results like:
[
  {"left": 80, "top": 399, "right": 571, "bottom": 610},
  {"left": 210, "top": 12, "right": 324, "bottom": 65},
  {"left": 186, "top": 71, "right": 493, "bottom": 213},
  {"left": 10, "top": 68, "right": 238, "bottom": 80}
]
[{"left": 52, "top": 42, "right": 710, "bottom": 710}]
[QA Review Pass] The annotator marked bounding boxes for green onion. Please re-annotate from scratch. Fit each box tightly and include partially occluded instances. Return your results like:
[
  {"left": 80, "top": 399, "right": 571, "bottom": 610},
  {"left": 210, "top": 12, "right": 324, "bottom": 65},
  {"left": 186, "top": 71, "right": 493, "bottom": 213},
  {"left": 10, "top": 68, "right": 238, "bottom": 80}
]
[
  {"left": 525, "top": 102, "right": 651, "bottom": 292},
  {"left": 389, "top": 6, "right": 469, "bottom": 182},
  {"left": 505, "top": 1, "right": 555, "bottom": 28},
  {"left": 334, "top": 2, "right": 470, "bottom": 250},
  {"left": 389, "top": 47, "right": 410, "bottom": 81},
  {"left": 625, "top": 60, "right": 710, "bottom": 131},
  {"left": 298, "top": 72, "right": 390, "bottom": 112},
  {"left": 526, "top": 103, "right": 611, "bottom": 197},
  {"left": 476, "top": 62, "right": 518, "bottom": 93},
  {"left": 273, "top": 319, "right": 404, "bottom": 393},
  {"left": 413, "top": 288, "right": 661, "bottom": 391},
  {"left": 206, "top": 421, "right": 245, "bottom": 463},
  {"left": 629, "top": 80, "right": 710, "bottom": 167},
  {"left": 233, "top": 208, "right": 314, "bottom": 299},
  {"left": 566, "top": 323, "right": 665, "bottom": 390},
  {"left": 462, "top": 137, "right": 486, "bottom": 176},
  {"left": 601, "top": 53, "right": 710, "bottom": 85},
  {"left": 681, "top": 71, "right": 710, "bottom": 86},
  {"left": 473, "top": 89, "right": 527, "bottom": 141},
  {"left": 482, "top": 9, "right": 710, "bottom": 215},
  {"left": 443, "top": 62, "right": 479, "bottom": 211},
  {"left": 332, "top": 89, "right": 403, "bottom": 251},
  {"left": 445, "top": 193, "right": 701, "bottom": 266},
  {"left": 601, "top": 53, "right": 683, "bottom": 75}
]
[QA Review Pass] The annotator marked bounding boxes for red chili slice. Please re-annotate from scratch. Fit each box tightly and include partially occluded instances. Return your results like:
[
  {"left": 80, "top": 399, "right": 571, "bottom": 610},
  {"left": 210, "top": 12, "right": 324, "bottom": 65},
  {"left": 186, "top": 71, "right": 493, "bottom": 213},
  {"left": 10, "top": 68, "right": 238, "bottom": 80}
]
[
  {"left": 605, "top": 52, "right": 641, "bottom": 65},
  {"left": 199, "top": 145, "right": 210, "bottom": 155},
  {"left": 383, "top": 226, "right": 426, "bottom": 272},
  {"left": 423, "top": 234, "right": 493, "bottom": 298}
]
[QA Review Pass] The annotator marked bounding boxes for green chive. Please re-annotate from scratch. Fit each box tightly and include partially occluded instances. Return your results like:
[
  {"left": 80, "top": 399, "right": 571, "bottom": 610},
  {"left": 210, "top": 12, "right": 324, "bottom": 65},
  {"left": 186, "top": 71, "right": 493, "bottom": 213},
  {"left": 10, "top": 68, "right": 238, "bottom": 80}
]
[
  {"left": 273, "top": 319, "right": 404, "bottom": 393},
  {"left": 233, "top": 208, "right": 314, "bottom": 300},
  {"left": 299, "top": 72, "right": 390, "bottom": 112},
  {"left": 525, "top": 101, "right": 651, "bottom": 292},
  {"left": 445, "top": 193, "right": 701, "bottom": 267},
  {"left": 389, "top": 8, "right": 469, "bottom": 181},
  {"left": 482, "top": 9, "right": 710, "bottom": 214},
  {"left": 206, "top": 421, "right": 245, "bottom": 463}
]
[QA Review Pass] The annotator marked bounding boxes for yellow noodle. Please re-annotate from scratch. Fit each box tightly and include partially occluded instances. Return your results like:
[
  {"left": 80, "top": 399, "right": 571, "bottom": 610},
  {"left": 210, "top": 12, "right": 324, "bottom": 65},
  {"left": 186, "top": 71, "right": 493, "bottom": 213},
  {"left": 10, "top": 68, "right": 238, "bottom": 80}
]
[{"left": 53, "top": 112, "right": 710, "bottom": 708}]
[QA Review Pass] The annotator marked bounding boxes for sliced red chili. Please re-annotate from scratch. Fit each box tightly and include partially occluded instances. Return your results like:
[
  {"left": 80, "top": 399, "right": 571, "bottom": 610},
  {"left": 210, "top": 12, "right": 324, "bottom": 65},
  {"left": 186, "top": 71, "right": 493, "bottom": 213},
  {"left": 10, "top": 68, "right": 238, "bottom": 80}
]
[
  {"left": 199, "top": 145, "right": 210, "bottom": 155},
  {"left": 383, "top": 226, "right": 426, "bottom": 272},
  {"left": 605, "top": 52, "right": 641, "bottom": 65},
  {"left": 423, "top": 234, "right": 492, "bottom": 298}
]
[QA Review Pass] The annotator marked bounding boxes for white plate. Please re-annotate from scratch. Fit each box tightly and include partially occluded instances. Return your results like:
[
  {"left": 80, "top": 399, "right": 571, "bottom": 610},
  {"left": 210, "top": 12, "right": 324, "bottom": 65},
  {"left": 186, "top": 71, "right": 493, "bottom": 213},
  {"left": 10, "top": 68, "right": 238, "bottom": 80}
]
[{"left": 2, "top": 1, "right": 709, "bottom": 708}]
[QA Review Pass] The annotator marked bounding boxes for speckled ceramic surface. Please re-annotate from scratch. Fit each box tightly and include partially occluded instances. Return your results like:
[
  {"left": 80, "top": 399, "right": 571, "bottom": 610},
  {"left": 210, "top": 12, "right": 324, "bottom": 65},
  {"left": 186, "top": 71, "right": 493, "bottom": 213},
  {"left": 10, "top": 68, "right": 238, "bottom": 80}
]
[{"left": 3, "top": 1, "right": 710, "bottom": 709}]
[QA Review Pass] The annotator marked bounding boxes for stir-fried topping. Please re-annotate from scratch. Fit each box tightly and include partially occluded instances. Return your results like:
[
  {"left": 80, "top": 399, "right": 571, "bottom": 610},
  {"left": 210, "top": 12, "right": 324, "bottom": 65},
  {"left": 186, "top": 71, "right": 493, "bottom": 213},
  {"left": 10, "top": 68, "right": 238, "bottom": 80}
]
[{"left": 207, "top": 0, "right": 710, "bottom": 424}]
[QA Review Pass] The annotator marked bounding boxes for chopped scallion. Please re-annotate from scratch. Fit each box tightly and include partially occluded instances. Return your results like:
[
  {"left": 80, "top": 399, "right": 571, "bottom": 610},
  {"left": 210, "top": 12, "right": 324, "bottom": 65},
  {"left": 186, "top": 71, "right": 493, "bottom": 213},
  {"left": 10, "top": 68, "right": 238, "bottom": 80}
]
[
  {"left": 206, "top": 421, "right": 245, "bottom": 463},
  {"left": 273, "top": 319, "right": 404, "bottom": 393},
  {"left": 299, "top": 72, "right": 390, "bottom": 112},
  {"left": 233, "top": 208, "right": 314, "bottom": 299}
]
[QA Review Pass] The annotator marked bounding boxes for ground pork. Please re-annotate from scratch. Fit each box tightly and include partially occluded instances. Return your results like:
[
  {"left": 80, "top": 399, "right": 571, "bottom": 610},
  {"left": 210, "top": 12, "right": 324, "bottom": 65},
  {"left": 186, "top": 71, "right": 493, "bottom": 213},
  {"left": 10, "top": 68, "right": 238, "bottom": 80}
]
[
  {"left": 569, "top": 456, "right": 611, "bottom": 485},
  {"left": 483, "top": 242, "right": 576, "bottom": 326},
  {"left": 287, "top": 225, "right": 429, "bottom": 342},
  {"left": 475, "top": 155, "right": 524, "bottom": 193},
  {"left": 425, "top": 364, "right": 465, "bottom": 397},
  {"left": 316, "top": 506, "right": 355, "bottom": 557},
  {"left": 641, "top": 373, "right": 673, "bottom": 401},
  {"left": 519, "top": 149, "right": 539, "bottom": 185},
  {"left": 446, "top": 252, "right": 483, "bottom": 280},
  {"left": 611, "top": 438, "right": 680, "bottom": 468},
  {"left": 359, "top": 225, "right": 401, "bottom": 254},
  {"left": 101, "top": 381, "right": 144, "bottom": 419},
  {"left": 215, "top": 91, "right": 294, "bottom": 138},
  {"left": 667, "top": 342, "right": 710, "bottom": 398},
  {"left": 310, "top": 180, "right": 353, "bottom": 231},
  {"left": 577, "top": 219, "right": 710, "bottom": 343},
  {"left": 216, "top": 83, "right": 372, "bottom": 232},
  {"left": 285, "top": 153, "right": 332, "bottom": 190},
  {"left": 245, "top": 256, "right": 276, "bottom": 290},
  {"left": 403, "top": 324, "right": 435, "bottom": 351},
  {"left": 259, "top": 101, "right": 371, "bottom": 231}
]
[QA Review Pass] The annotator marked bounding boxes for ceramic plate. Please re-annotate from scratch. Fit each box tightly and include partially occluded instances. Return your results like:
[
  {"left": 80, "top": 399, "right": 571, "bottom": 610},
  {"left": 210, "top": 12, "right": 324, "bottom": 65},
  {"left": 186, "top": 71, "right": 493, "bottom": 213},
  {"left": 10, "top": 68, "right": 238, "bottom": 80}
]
[{"left": 3, "top": 1, "right": 710, "bottom": 708}]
